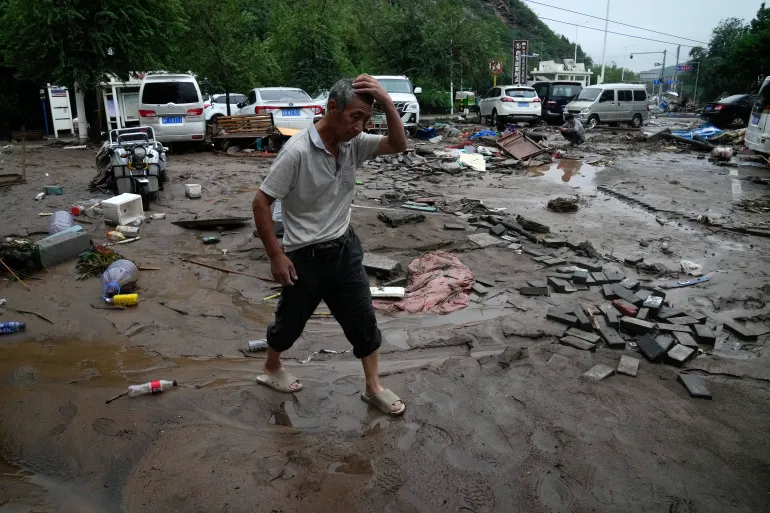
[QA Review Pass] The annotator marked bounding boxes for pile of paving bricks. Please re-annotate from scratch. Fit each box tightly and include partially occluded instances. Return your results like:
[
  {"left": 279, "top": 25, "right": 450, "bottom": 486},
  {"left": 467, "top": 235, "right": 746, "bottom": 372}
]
[{"left": 519, "top": 242, "right": 760, "bottom": 400}]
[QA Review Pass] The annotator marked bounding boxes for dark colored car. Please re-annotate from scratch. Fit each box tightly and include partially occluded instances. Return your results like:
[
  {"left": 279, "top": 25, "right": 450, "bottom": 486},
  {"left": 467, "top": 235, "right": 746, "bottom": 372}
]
[
  {"left": 532, "top": 81, "right": 583, "bottom": 123},
  {"left": 702, "top": 94, "right": 757, "bottom": 128}
]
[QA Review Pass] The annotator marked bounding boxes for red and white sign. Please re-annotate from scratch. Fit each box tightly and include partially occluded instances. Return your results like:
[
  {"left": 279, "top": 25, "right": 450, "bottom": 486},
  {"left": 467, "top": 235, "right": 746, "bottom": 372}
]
[{"left": 488, "top": 60, "right": 503, "bottom": 75}]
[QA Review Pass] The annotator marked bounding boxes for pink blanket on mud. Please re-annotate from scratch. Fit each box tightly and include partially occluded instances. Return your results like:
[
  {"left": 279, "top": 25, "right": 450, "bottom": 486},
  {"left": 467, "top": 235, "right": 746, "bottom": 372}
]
[{"left": 372, "top": 251, "right": 474, "bottom": 314}]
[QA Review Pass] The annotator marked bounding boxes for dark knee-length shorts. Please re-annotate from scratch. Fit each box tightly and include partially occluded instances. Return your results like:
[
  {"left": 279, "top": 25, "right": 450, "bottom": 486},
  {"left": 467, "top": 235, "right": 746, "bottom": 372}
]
[{"left": 266, "top": 227, "right": 381, "bottom": 359}]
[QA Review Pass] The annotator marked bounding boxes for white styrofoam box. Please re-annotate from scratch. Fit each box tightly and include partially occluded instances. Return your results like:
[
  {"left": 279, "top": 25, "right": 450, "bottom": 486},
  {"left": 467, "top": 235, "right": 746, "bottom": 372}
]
[
  {"left": 184, "top": 184, "right": 202, "bottom": 199},
  {"left": 102, "top": 193, "right": 144, "bottom": 226}
]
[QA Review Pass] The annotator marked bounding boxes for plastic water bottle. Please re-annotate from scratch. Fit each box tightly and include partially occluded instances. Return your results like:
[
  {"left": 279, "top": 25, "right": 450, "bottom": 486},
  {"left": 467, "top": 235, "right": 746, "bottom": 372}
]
[
  {"left": 101, "top": 259, "right": 139, "bottom": 299},
  {"left": 128, "top": 379, "right": 177, "bottom": 397},
  {"left": 272, "top": 201, "right": 282, "bottom": 222},
  {"left": 247, "top": 339, "right": 269, "bottom": 351},
  {"left": 0, "top": 322, "right": 25, "bottom": 334},
  {"left": 49, "top": 211, "right": 74, "bottom": 235}
]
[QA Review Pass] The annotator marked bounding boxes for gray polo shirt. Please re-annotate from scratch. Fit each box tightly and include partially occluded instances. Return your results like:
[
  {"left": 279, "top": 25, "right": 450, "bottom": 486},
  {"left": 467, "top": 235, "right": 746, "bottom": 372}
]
[{"left": 260, "top": 124, "right": 382, "bottom": 251}]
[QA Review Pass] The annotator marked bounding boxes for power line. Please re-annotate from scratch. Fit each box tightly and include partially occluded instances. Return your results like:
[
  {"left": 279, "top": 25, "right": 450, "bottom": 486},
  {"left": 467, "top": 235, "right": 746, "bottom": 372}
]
[
  {"left": 524, "top": 0, "right": 708, "bottom": 45},
  {"left": 537, "top": 16, "right": 698, "bottom": 48}
]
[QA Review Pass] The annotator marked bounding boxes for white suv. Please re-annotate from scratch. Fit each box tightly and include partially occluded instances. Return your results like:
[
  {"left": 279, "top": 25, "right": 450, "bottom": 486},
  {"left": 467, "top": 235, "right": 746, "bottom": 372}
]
[
  {"left": 371, "top": 75, "right": 422, "bottom": 133},
  {"left": 479, "top": 86, "right": 541, "bottom": 126}
]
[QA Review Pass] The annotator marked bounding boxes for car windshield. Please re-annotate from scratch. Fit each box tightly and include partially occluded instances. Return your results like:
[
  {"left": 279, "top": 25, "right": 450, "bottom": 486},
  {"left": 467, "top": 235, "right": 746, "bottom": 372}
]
[
  {"left": 259, "top": 89, "right": 312, "bottom": 101},
  {"left": 142, "top": 82, "right": 199, "bottom": 104},
  {"left": 552, "top": 85, "right": 580, "bottom": 97},
  {"left": 753, "top": 81, "right": 770, "bottom": 113},
  {"left": 376, "top": 79, "right": 412, "bottom": 94},
  {"left": 576, "top": 88, "right": 601, "bottom": 101},
  {"left": 505, "top": 88, "right": 536, "bottom": 98}
]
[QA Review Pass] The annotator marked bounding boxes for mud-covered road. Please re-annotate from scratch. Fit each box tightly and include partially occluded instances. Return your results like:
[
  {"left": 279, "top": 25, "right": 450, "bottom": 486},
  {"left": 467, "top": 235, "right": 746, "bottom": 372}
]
[{"left": 1, "top": 125, "right": 769, "bottom": 513}]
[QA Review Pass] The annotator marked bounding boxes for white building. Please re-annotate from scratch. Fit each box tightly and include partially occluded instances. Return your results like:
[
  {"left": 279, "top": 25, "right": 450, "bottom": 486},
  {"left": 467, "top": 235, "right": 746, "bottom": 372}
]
[{"left": 530, "top": 60, "right": 593, "bottom": 87}]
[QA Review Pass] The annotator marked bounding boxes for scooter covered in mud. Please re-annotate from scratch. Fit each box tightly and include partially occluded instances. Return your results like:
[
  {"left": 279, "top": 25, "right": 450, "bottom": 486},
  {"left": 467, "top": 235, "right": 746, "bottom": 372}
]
[{"left": 100, "top": 126, "right": 167, "bottom": 209}]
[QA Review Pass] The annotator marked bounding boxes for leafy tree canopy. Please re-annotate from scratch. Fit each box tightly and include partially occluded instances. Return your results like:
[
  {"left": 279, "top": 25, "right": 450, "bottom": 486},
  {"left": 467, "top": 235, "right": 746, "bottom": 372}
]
[{"left": 0, "top": 0, "right": 185, "bottom": 88}]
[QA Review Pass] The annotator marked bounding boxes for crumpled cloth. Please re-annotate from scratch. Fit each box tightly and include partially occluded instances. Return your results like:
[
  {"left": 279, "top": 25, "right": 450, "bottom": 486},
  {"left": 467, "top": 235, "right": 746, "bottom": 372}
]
[{"left": 373, "top": 251, "right": 473, "bottom": 314}]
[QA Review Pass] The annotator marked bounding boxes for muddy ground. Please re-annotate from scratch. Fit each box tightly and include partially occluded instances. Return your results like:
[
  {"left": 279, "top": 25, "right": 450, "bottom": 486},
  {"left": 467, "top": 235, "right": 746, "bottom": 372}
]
[{"left": 1, "top": 121, "right": 770, "bottom": 513}]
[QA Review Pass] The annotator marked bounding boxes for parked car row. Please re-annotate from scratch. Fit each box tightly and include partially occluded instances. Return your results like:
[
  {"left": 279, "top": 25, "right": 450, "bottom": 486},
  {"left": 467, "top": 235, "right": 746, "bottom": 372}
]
[
  {"left": 477, "top": 81, "right": 650, "bottom": 128},
  {"left": 137, "top": 73, "right": 424, "bottom": 142}
]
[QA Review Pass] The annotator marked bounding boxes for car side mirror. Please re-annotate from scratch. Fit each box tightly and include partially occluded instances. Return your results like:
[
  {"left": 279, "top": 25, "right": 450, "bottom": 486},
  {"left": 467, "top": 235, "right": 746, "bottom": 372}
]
[
  {"left": 236, "top": 102, "right": 243, "bottom": 108},
  {"left": 414, "top": 87, "right": 423, "bottom": 94}
]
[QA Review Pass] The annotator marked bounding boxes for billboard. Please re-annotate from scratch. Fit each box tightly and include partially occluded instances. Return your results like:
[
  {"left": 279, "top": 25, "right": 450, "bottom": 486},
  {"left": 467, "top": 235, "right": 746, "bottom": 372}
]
[{"left": 512, "top": 40, "right": 529, "bottom": 85}]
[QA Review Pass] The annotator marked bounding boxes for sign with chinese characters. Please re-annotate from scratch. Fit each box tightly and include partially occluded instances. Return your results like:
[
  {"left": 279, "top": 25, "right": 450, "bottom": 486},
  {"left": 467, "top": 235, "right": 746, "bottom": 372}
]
[
  {"left": 676, "top": 65, "right": 692, "bottom": 72},
  {"left": 512, "top": 40, "right": 528, "bottom": 85}
]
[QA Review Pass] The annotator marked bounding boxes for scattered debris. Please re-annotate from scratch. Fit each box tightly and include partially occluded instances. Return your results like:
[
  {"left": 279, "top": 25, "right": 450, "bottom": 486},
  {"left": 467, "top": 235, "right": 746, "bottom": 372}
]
[
  {"left": 582, "top": 364, "right": 615, "bottom": 381},
  {"left": 547, "top": 197, "right": 580, "bottom": 212},
  {"left": 377, "top": 211, "right": 426, "bottom": 228},
  {"left": 680, "top": 260, "right": 703, "bottom": 276},
  {"left": 678, "top": 373, "right": 712, "bottom": 399},
  {"left": 172, "top": 217, "right": 250, "bottom": 229}
]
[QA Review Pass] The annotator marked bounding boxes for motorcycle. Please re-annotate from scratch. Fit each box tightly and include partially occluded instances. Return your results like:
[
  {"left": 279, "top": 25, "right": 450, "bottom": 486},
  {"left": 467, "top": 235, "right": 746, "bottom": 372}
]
[{"left": 103, "top": 126, "right": 167, "bottom": 209}]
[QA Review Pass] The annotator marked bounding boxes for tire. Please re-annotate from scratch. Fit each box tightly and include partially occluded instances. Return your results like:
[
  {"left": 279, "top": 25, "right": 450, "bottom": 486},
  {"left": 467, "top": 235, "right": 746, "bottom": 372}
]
[
  {"left": 491, "top": 109, "right": 498, "bottom": 127},
  {"left": 731, "top": 116, "right": 746, "bottom": 127},
  {"left": 587, "top": 115, "right": 599, "bottom": 128},
  {"left": 631, "top": 114, "right": 642, "bottom": 128}
]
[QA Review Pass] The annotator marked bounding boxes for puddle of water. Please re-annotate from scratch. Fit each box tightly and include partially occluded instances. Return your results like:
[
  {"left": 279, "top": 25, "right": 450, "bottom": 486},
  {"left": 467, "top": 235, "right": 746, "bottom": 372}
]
[
  {"left": 267, "top": 400, "right": 322, "bottom": 429},
  {"left": 528, "top": 159, "right": 600, "bottom": 189}
]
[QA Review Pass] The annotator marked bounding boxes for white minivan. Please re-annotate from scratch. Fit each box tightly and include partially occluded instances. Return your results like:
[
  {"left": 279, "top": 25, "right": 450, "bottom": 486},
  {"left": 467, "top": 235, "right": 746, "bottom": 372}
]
[
  {"left": 745, "top": 76, "right": 770, "bottom": 155},
  {"left": 138, "top": 74, "right": 206, "bottom": 143},
  {"left": 565, "top": 83, "right": 649, "bottom": 128}
]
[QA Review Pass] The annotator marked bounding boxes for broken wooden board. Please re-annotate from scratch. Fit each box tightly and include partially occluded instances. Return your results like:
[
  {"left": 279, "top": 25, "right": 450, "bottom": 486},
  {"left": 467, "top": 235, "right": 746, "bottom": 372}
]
[{"left": 496, "top": 131, "right": 547, "bottom": 160}]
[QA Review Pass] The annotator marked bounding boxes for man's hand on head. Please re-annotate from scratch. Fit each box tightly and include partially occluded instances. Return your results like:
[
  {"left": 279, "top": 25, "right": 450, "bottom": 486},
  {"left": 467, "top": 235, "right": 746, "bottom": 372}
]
[{"left": 352, "top": 74, "right": 391, "bottom": 106}]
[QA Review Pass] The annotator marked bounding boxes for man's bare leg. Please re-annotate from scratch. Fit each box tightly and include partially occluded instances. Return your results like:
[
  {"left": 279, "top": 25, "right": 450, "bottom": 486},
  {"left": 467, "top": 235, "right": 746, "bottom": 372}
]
[
  {"left": 263, "top": 347, "right": 301, "bottom": 391},
  {"left": 362, "top": 350, "right": 404, "bottom": 413}
]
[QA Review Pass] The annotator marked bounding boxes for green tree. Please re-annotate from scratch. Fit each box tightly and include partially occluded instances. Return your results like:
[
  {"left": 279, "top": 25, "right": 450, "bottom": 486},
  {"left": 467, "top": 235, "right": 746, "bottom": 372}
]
[
  {"left": 0, "top": 0, "right": 185, "bottom": 89},
  {"left": 690, "top": 3, "right": 770, "bottom": 101},
  {"left": 174, "top": 0, "right": 277, "bottom": 111}
]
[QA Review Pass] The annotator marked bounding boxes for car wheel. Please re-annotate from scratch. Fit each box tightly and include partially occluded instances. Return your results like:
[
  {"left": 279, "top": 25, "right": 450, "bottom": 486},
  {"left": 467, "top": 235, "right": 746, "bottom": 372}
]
[
  {"left": 631, "top": 114, "right": 642, "bottom": 128},
  {"left": 491, "top": 110, "right": 498, "bottom": 127},
  {"left": 731, "top": 116, "right": 746, "bottom": 127},
  {"left": 587, "top": 115, "right": 599, "bottom": 128}
]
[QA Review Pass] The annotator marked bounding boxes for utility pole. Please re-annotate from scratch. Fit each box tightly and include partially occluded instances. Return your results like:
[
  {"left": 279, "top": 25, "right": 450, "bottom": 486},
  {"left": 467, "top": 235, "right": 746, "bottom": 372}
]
[
  {"left": 73, "top": 82, "right": 88, "bottom": 143},
  {"left": 693, "top": 62, "right": 700, "bottom": 103},
  {"left": 599, "top": 0, "right": 611, "bottom": 84},
  {"left": 449, "top": 38, "right": 454, "bottom": 115},
  {"left": 672, "top": 44, "right": 681, "bottom": 91},
  {"left": 659, "top": 50, "right": 667, "bottom": 96}
]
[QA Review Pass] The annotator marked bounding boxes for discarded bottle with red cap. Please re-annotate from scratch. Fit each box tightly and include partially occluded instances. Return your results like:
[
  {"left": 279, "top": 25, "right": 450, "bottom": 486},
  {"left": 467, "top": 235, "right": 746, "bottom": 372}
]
[{"left": 128, "top": 379, "right": 177, "bottom": 398}]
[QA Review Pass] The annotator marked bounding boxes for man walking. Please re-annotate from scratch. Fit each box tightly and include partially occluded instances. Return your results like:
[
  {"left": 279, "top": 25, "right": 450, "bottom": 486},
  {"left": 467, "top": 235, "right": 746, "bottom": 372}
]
[
  {"left": 559, "top": 112, "right": 585, "bottom": 146},
  {"left": 251, "top": 74, "right": 407, "bottom": 415}
]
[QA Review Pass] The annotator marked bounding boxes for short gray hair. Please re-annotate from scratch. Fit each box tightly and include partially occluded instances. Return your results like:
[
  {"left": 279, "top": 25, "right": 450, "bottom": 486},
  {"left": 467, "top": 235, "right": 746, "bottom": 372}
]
[{"left": 328, "top": 78, "right": 371, "bottom": 111}]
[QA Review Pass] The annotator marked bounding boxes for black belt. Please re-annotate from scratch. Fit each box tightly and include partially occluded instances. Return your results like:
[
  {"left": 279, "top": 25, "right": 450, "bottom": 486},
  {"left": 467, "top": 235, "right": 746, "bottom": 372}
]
[{"left": 294, "top": 228, "right": 350, "bottom": 261}]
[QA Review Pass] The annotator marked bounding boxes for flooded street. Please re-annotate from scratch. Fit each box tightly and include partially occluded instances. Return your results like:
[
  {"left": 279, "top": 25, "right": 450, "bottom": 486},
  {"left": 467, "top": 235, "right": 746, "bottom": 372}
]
[{"left": 1, "top": 129, "right": 770, "bottom": 512}]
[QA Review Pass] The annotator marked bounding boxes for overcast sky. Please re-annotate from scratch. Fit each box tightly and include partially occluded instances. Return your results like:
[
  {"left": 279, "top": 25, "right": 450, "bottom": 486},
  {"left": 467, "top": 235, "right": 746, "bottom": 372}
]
[{"left": 523, "top": 0, "right": 763, "bottom": 73}]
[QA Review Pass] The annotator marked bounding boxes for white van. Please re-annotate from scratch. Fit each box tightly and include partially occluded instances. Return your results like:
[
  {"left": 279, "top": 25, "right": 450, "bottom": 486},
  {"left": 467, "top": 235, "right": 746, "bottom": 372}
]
[
  {"left": 746, "top": 76, "right": 770, "bottom": 155},
  {"left": 565, "top": 83, "right": 649, "bottom": 128},
  {"left": 138, "top": 74, "right": 206, "bottom": 143},
  {"left": 370, "top": 75, "right": 422, "bottom": 133}
]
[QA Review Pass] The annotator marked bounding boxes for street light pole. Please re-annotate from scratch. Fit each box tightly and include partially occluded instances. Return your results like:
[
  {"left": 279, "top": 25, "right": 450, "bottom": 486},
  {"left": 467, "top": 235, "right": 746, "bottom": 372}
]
[
  {"left": 599, "top": 0, "right": 611, "bottom": 84},
  {"left": 622, "top": 44, "right": 635, "bottom": 82},
  {"left": 574, "top": 21, "right": 588, "bottom": 63}
]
